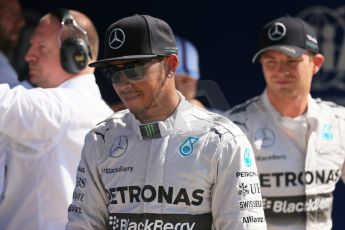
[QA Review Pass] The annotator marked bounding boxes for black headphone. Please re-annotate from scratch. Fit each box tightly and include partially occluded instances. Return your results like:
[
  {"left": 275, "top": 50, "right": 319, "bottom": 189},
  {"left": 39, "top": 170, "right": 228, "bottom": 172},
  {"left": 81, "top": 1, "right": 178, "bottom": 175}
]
[{"left": 52, "top": 8, "right": 92, "bottom": 74}]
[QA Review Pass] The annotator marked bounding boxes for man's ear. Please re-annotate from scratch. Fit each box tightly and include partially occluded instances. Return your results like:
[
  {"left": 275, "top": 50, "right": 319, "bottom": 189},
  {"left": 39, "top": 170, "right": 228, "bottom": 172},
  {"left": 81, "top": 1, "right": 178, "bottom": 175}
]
[
  {"left": 164, "top": 54, "right": 179, "bottom": 75},
  {"left": 312, "top": 53, "right": 324, "bottom": 74}
]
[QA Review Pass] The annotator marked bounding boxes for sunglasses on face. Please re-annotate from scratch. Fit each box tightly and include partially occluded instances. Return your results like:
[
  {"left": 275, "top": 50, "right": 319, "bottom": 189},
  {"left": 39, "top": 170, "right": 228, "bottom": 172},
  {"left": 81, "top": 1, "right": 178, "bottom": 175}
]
[{"left": 101, "top": 58, "right": 164, "bottom": 84}]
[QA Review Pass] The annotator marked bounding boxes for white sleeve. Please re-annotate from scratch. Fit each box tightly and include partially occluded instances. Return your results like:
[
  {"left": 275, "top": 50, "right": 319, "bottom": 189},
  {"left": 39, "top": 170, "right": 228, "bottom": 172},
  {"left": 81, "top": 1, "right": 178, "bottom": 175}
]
[
  {"left": 66, "top": 132, "right": 109, "bottom": 229},
  {"left": 212, "top": 133, "right": 267, "bottom": 230},
  {"left": 0, "top": 84, "right": 70, "bottom": 148}
]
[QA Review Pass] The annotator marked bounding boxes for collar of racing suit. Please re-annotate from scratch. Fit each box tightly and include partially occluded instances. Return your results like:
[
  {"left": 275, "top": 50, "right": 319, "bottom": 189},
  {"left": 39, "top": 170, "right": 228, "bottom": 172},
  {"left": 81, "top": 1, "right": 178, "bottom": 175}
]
[
  {"left": 129, "top": 91, "right": 194, "bottom": 140},
  {"left": 260, "top": 90, "right": 328, "bottom": 152},
  {"left": 261, "top": 90, "right": 319, "bottom": 127}
]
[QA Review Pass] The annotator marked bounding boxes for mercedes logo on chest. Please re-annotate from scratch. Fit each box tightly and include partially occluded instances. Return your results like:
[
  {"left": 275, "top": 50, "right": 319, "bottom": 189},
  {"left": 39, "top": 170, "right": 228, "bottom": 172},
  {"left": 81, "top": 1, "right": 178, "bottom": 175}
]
[
  {"left": 267, "top": 22, "right": 286, "bottom": 41},
  {"left": 109, "top": 28, "right": 125, "bottom": 49},
  {"left": 254, "top": 128, "right": 275, "bottom": 148},
  {"left": 110, "top": 136, "right": 128, "bottom": 158}
]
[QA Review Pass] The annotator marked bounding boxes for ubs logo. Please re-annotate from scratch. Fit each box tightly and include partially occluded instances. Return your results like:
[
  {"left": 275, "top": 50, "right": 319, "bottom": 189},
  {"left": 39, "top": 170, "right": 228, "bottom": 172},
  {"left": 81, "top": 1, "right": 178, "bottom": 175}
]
[{"left": 238, "top": 183, "right": 261, "bottom": 199}]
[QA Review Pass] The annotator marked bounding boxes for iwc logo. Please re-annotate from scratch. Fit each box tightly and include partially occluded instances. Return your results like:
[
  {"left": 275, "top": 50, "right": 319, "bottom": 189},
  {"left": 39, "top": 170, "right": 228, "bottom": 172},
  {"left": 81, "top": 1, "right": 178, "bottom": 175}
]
[{"left": 109, "top": 28, "right": 125, "bottom": 49}]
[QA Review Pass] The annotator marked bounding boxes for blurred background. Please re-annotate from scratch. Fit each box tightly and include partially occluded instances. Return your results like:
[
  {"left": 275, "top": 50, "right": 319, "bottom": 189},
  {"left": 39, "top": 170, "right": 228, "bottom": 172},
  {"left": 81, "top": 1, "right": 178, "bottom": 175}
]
[{"left": 16, "top": 0, "right": 345, "bottom": 229}]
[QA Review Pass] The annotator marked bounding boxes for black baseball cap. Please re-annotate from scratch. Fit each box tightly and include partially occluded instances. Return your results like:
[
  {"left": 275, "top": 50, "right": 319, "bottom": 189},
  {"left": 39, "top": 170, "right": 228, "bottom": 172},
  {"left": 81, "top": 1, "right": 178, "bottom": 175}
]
[
  {"left": 90, "top": 14, "right": 177, "bottom": 68},
  {"left": 252, "top": 16, "right": 319, "bottom": 63}
]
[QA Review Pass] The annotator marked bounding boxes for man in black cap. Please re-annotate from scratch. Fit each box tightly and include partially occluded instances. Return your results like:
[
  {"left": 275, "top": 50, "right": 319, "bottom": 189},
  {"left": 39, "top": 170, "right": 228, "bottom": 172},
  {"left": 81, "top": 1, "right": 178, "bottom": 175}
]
[
  {"left": 225, "top": 16, "right": 345, "bottom": 230},
  {"left": 66, "top": 14, "right": 267, "bottom": 229}
]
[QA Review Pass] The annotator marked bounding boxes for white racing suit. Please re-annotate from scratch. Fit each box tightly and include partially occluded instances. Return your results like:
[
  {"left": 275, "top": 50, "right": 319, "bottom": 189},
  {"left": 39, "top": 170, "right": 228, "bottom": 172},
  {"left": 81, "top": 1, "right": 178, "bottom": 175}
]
[
  {"left": 66, "top": 96, "right": 267, "bottom": 230},
  {"left": 225, "top": 92, "right": 345, "bottom": 230}
]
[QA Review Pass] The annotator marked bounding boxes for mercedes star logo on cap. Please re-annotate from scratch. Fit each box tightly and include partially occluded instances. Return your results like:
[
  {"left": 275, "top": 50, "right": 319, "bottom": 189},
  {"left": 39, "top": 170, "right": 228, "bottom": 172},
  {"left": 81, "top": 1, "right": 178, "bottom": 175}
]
[
  {"left": 268, "top": 22, "right": 286, "bottom": 41},
  {"left": 109, "top": 28, "right": 125, "bottom": 49}
]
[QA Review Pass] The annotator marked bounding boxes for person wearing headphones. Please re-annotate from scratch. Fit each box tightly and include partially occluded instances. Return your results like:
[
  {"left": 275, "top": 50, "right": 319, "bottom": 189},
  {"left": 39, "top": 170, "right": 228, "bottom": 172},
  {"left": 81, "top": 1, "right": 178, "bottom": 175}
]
[
  {"left": 0, "top": 9, "right": 113, "bottom": 230},
  {"left": 66, "top": 14, "right": 266, "bottom": 229}
]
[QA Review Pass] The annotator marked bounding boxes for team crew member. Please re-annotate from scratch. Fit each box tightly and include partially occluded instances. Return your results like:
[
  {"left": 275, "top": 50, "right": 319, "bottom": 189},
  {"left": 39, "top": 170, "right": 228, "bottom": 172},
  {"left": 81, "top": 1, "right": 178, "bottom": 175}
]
[
  {"left": 0, "top": 9, "right": 113, "bottom": 230},
  {"left": 66, "top": 14, "right": 266, "bottom": 230},
  {"left": 225, "top": 16, "right": 345, "bottom": 230}
]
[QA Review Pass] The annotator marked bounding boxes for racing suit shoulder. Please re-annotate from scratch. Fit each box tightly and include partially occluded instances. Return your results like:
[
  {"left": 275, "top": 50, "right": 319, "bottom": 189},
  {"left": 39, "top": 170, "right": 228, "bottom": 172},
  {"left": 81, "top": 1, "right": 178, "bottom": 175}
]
[
  {"left": 88, "top": 109, "right": 130, "bottom": 153},
  {"left": 223, "top": 96, "right": 261, "bottom": 133},
  {"left": 314, "top": 98, "right": 345, "bottom": 120},
  {"left": 225, "top": 96, "right": 260, "bottom": 116},
  {"left": 92, "top": 109, "right": 129, "bottom": 132},
  {"left": 191, "top": 105, "right": 248, "bottom": 142}
]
